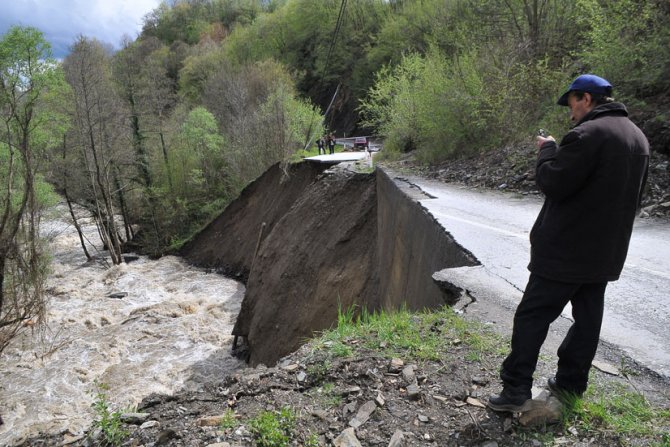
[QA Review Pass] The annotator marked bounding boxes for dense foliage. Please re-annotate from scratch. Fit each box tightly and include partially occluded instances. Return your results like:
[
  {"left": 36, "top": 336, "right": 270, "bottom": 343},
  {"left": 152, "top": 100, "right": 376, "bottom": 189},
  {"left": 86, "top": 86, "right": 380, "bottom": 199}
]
[{"left": 140, "top": 0, "right": 669, "bottom": 162}]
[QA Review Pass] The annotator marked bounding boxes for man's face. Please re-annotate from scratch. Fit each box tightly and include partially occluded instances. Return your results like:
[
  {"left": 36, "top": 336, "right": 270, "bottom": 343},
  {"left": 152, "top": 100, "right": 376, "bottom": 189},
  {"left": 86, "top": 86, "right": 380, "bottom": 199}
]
[{"left": 567, "top": 92, "right": 594, "bottom": 124}]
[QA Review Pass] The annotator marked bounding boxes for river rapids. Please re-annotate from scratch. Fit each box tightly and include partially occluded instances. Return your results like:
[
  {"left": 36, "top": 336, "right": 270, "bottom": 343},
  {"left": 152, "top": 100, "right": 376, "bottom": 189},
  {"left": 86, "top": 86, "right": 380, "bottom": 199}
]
[{"left": 0, "top": 204, "right": 246, "bottom": 446}]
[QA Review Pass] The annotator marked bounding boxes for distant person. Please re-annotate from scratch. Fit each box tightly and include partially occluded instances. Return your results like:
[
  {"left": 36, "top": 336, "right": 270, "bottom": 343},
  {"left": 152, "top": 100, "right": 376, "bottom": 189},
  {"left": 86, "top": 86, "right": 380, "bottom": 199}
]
[
  {"left": 488, "top": 74, "right": 650, "bottom": 412},
  {"left": 327, "top": 133, "right": 335, "bottom": 154},
  {"left": 316, "top": 137, "right": 325, "bottom": 155}
]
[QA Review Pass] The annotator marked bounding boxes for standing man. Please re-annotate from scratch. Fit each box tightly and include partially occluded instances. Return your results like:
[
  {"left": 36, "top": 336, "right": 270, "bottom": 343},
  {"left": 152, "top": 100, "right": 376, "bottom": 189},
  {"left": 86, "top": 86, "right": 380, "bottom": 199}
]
[
  {"left": 317, "top": 137, "right": 325, "bottom": 155},
  {"left": 488, "top": 74, "right": 650, "bottom": 412},
  {"left": 327, "top": 133, "right": 336, "bottom": 154}
]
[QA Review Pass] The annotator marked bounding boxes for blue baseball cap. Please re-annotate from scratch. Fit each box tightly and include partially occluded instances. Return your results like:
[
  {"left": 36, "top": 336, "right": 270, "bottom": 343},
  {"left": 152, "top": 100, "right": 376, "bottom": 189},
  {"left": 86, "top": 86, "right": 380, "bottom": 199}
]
[{"left": 557, "top": 74, "right": 613, "bottom": 106}]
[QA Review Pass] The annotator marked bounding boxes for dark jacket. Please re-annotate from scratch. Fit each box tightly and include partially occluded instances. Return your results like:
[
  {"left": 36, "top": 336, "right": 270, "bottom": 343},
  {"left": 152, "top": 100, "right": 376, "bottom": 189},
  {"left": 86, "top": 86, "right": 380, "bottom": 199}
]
[{"left": 528, "top": 102, "right": 649, "bottom": 283}]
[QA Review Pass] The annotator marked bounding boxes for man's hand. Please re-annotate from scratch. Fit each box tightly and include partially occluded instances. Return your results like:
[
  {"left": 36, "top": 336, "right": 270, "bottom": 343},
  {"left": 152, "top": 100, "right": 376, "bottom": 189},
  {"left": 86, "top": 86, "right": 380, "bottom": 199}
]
[{"left": 536, "top": 135, "right": 555, "bottom": 149}]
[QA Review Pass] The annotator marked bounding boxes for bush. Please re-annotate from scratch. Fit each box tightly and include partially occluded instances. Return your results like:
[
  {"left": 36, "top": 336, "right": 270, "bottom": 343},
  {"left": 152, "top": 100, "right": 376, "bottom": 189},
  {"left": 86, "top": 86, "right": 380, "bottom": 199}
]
[
  {"left": 360, "top": 46, "right": 571, "bottom": 163},
  {"left": 576, "top": 0, "right": 670, "bottom": 99},
  {"left": 248, "top": 407, "right": 297, "bottom": 447}
]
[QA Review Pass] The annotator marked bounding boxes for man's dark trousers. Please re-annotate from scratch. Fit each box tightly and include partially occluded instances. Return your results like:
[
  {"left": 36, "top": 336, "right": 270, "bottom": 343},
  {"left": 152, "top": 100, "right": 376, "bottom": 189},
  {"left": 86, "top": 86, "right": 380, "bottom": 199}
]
[{"left": 501, "top": 273, "right": 607, "bottom": 396}]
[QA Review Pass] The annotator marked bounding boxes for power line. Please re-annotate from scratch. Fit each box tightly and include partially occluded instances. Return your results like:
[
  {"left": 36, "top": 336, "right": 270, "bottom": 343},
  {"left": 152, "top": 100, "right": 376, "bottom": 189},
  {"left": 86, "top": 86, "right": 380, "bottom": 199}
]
[
  {"left": 303, "top": 0, "right": 348, "bottom": 148},
  {"left": 319, "top": 0, "right": 348, "bottom": 92}
]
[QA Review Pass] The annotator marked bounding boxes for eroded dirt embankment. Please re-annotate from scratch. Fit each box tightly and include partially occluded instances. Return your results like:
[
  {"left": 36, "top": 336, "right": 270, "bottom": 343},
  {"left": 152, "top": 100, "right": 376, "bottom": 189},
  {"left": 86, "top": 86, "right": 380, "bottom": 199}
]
[{"left": 182, "top": 161, "right": 478, "bottom": 366}]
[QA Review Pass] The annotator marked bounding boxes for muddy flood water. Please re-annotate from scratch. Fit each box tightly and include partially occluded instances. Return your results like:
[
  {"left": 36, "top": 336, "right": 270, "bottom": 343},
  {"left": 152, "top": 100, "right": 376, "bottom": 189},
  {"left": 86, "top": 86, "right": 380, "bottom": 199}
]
[{"left": 0, "top": 204, "right": 246, "bottom": 446}]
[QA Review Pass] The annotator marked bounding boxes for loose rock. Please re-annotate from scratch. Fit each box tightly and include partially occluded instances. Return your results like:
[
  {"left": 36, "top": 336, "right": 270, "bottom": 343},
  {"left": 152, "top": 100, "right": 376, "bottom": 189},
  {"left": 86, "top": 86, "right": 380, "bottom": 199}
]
[
  {"left": 406, "top": 384, "right": 421, "bottom": 400},
  {"left": 389, "top": 358, "right": 404, "bottom": 373},
  {"left": 349, "top": 400, "right": 376, "bottom": 428},
  {"left": 388, "top": 429, "right": 405, "bottom": 447},
  {"left": 140, "top": 420, "right": 160, "bottom": 429},
  {"left": 120, "top": 412, "right": 151, "bottom": 424},
  {"left": 402, "top": 365, "right": 416, "bottom": 385},
  {"left": 519, "top": 396, "right": 563, "bottom": 427},
  {"left": 334, "top": 427, "right": 363, "bottom": 447}
]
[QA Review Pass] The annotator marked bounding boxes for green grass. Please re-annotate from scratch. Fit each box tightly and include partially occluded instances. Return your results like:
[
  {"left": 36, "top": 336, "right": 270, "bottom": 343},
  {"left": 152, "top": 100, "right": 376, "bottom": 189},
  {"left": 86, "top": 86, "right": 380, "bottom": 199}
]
[
  {"left": 560, "top": 382, "right": 670, "bottom": 444},
  {"left": 218, "top": 408, "right": 237, "bottom": 431},
  {"left": 304, "top": 433, "right": 321, "bottom": 447},
  {"left": 308, "top": 381, "right": 342, "bottom": 408},
  {"left": 306, "top": 360, "right": 332, "bottom": 382},
  {"left": 90, "top": 381, "right": 129, "bottom": 446},
  {"left": 248, "top": 407, "right": 297, "bottom": 447},
  {"left": 312, "top": 305, "right": 504, "bottom": 363}
]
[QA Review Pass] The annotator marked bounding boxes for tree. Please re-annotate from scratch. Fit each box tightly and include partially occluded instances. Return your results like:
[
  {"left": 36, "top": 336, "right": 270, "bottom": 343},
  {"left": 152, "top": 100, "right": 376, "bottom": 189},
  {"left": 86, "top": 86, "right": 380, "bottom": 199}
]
[
  {"left": 202, "top": 59, "right": 323, "bottom": 187},
  {"left": 113, "top": 37, "right": 160, "bottom": 189},
  {"left": 137, "top": 40, "right": 178, "bottom": 190},
  {"left": 178, "top": 106, "right": 226, "bottom": 196},
  {"left": 576, "top": 0, "right": 670, "bottom": 98},
  {"left": 63, "top": 37, "right": 130, "bottom": 265},
  {"left": 0, "top": 26, "right": 61, "bottom": 352}
]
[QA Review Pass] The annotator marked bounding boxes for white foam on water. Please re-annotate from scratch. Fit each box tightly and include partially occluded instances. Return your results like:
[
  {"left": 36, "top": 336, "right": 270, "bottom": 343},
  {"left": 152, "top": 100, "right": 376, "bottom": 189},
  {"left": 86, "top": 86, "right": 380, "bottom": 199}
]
[{"left": 0, "top": 205, "right": 246, "bottom": 445}]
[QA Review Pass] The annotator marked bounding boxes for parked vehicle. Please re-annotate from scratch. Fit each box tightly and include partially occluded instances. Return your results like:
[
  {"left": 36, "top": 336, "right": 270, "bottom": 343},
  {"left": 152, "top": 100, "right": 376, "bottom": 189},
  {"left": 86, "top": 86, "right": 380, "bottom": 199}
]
[{"left": 354, "top": 136, "right": 369, "bottom": 150}]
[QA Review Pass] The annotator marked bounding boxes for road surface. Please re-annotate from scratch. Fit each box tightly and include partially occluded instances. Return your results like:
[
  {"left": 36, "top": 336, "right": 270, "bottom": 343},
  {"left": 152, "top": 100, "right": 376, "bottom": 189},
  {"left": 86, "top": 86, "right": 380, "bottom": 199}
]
[{"left": 399, "top": 174, "right": 670, "bottom": 378}]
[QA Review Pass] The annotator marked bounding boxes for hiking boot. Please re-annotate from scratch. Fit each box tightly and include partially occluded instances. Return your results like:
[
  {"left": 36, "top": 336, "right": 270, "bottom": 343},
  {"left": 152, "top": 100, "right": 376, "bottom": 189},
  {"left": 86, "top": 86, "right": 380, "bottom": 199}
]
[
  {"left": 487, "top": 390, "right": 532, "bottom": 412},
  {"left": 548, "top": 377, "right": 583, "bottom": 398}
]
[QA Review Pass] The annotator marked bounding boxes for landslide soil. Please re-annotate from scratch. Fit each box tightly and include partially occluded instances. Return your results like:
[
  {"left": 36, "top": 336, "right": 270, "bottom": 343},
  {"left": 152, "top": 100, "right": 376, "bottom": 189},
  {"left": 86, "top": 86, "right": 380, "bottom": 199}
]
[{"left": 21, "top": 145, "right": 670, "bottom": 447}]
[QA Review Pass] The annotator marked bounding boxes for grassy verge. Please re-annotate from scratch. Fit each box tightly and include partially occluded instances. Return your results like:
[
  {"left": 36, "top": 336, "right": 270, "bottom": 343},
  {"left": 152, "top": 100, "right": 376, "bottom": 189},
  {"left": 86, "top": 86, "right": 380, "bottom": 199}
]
[
  {"left": 311, "top": 305, "right": 506, "bottom": 363},
  {"left": 563, "top": 383, "right": 670, "bottom": 445}
]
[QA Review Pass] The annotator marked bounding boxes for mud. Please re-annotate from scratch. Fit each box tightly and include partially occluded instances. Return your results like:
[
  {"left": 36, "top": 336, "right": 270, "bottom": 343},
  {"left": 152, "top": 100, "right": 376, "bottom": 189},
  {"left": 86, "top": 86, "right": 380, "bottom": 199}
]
[
  {"left": 183, "top": 162, "right": 477, "bottom": 366},
  {"left": 181, "top": 161, "right": 329, "bottom": 282}
]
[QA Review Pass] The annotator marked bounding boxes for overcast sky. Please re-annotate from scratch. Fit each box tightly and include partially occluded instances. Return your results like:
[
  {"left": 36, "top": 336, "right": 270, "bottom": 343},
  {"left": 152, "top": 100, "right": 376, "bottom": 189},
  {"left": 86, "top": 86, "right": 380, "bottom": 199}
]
[{"left": 0, "top": 0, "right": 163, "bottom": 58}]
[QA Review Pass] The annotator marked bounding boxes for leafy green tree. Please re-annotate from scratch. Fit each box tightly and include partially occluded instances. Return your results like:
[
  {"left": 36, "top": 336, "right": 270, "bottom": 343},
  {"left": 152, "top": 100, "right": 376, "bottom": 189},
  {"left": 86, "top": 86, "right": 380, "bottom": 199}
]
[
  {"left": 113, "top": 37, "right": 165, "bottom": 189},
  {"left": 142, "top": 0, "right": 267, "bottom": 46},
  {"left": 576, "top": 0, "right": 670, "bottom": 98},
  {"left": 179, "top": 106, "right": 226, "bottom": 195},
  {"left": 0, "top": 26, "right": 62, "bottom": 352},
  {"left": 223, "top": 0, "right": 385, "bottom": 131},
  {"left": 179, "top": 41, "right": 227, "bottom": 103},
  {"left": 202, "top": 59, "right": 323, "bottom": 187},
  {"left": 254, "top": 83, "right": 323, "bottom": 172},
  {"left": 360, "top": 45, "right": 567, "bottom": 162}
]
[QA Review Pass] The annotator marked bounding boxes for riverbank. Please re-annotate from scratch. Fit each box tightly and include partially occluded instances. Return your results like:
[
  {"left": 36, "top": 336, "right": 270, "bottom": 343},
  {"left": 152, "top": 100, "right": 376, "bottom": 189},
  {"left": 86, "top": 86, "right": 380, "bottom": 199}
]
[
  {"left": 27, "top": 307, "right": 670, "bottom": 446},
  {"left": 0, "top": 205, "right": 245, "bottom": 446}
]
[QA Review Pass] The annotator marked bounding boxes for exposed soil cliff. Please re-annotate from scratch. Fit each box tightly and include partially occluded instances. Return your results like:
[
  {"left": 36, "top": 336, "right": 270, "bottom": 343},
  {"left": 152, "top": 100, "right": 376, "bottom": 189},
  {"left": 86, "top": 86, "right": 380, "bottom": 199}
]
[{"left": 182, "top": 161, "right": 477, "bottom": 366}]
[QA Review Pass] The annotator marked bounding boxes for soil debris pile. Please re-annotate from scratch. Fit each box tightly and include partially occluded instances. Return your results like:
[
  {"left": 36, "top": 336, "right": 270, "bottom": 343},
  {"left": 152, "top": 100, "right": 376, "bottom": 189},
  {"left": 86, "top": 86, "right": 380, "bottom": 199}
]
[
  {"left": 233, "top": 166, "right": 380, "bottom": 366},
  {"left": 183, "top": 161, "right": 477, "bottom": 366},
  {"left": 181, "top": 162, "right": 329, "bottom": 282},
  {"left": 33, "top": 307, "right": 667, "bottom": 447}
]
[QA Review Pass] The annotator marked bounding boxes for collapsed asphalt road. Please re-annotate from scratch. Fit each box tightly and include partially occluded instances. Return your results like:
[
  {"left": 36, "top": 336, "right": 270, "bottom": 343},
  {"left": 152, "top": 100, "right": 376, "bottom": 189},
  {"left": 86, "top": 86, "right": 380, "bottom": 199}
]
[
  {"left": 183, "top": 158, "right": 669, "bottom": 379},
  {"left": 398, "top": 172, "right": 670, "bottom": 379}
]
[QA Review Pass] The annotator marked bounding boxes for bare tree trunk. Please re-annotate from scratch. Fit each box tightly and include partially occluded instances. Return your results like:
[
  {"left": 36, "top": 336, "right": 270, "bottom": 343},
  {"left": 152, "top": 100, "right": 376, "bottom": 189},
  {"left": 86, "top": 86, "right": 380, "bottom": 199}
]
[
  {"left": 113, "top": 172, "right": 133, "bottom": 243},
  {"left": 0, "top": 254, "right": 5, "bottom": 315},
  {"left": 159, "top": 128, "right": 173, "bottom": 190},
  {"left": 64, "top": 36, "right": 128, "bottom": 265},
  {"left": 61, "top": 134, "right": 92, "bottom": 260},
  {"left": 65, "top": 195, "right": 92, "bottom": 261}
]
